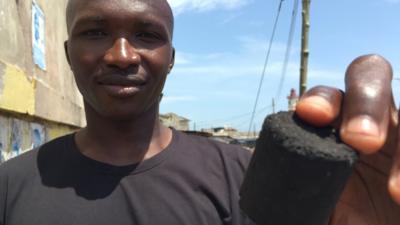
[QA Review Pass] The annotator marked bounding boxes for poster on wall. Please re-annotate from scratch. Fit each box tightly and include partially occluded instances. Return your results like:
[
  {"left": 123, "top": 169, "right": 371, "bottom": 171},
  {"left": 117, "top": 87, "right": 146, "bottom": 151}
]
[
  {"left": 30, "top": 123, "right": 46, "bottom": 149},
  {"left": 0, "top": 117, "right": 9, "bottom": 163},
  {"left": 32, "top": 0, "right": 46, "bottom": 70},
  {"left": 10, "top": 119, "right": 23, "bottom": 157}
]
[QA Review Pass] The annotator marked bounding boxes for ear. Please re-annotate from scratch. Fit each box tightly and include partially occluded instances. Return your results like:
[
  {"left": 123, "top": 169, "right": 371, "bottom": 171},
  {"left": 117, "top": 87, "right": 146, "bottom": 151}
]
[
  {"left": 168, "top": 48, "right": 175, "bottom": 73},
  {"left": 64, "top": 40, "right": 72, "bottom": 69}
]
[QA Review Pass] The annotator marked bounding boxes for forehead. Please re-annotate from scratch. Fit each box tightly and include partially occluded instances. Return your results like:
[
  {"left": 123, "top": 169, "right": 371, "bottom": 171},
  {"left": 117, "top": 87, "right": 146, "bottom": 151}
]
[
  {"left": 68, "top": 0, "right": 172, "bottom": 31},
  {"left": 72, "top": 0, "right": 167, "bottom": 13}
]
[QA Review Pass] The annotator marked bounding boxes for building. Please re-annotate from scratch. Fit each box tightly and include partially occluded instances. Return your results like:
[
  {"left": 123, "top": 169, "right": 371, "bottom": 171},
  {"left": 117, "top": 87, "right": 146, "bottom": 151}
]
[
  {"left": 0, "top": 0, "right": 85, "bottom": 163},
  {"left": 160, "top": 113, "right": 190, "bottom": 131},
  {"left": 287, "top": 88, "right": 299, "bottom": 111},
  {"left": 202, "top": 126, "right": 238, "bottom": 138}
]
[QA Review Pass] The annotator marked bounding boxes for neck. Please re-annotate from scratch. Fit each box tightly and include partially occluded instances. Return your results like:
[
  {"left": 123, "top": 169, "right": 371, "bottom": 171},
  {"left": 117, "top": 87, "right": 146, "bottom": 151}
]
[{"left": 75, "top": 103, "right": 172, "bottom": 166}]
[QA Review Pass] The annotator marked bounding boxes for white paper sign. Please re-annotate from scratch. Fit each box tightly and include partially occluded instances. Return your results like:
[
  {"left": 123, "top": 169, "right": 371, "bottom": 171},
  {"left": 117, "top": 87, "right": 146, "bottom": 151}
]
[{"left": 32, "top": 1, "right": 46, "bottom": 70}]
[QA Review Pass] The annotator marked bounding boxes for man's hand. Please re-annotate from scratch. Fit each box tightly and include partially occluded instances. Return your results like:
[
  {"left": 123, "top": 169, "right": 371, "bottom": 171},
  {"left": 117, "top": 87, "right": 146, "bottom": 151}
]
[{"left": 296, "top": 54, "right": 400, "bottom": 224}]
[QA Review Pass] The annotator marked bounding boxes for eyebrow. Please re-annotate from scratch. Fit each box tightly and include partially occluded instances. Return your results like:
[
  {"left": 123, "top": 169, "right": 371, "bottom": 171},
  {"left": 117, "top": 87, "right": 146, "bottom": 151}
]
[
  {"left": 136, "top": 20, "right": 166, "bottom": 31},
  {"left": 69, "top": 14, "right": 172, "bottom": 39},
  {"left": 72, "top": 15, "right": 106, "bottom": 27},
  {"left": 72, "top": 15, "right": 166, "bottom": 29}
]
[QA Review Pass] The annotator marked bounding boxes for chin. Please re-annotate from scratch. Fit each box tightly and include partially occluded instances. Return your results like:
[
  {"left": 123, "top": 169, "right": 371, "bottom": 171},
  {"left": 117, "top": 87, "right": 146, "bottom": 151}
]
[
  {"left": 108, "top": 113, "right": 143, "bottom": 122},
  {"left": 84, "top": 96, "right": 159, "bottom": 122},
  {"left": 100, "top": 108, "right": 148, "bottom": 121},
  {"left": 101, "top": 104, "right": 159, "bottom": 122}
]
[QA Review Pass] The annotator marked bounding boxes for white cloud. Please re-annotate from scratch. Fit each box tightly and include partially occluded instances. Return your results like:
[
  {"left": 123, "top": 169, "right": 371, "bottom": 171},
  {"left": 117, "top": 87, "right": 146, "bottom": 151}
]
[
  {"left": 174, "top": 51, "right": 235, "bottom": 66},
  {"left": 174, "top": 52, "right": 192, "bottom": 65},
  {"left": 171, "top": 36, "right": 300, "bottom": 78},
  {"left": 172, "top": 65, "right": 259, "bottom": 77},
  {"left": 237, "top": 36, "right": 290, "bottom": 55},
  {"left": 168, "top": 35, "right": 346, "bottom": 101},
  {"left": 163, "top": 35, "right": 349, "bottom": 130},
  {"left": 167, "top": 0, "right": 251, "bottom": 14},
  {"left": 219, "top": 12, "right": 243, "bottom": 25}
]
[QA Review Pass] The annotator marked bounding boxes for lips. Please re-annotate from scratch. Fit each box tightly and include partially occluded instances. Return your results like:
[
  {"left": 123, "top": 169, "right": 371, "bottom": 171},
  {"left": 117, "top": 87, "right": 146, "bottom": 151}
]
[{"left": 96, "top": 75, "right": 147, "bottom": 98}]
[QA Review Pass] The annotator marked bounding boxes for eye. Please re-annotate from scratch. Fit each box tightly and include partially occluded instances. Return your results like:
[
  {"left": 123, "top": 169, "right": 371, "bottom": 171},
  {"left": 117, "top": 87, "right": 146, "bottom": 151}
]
[
  {"left": 81, "top": 29, "right": 108, "bottom": 39},
  {"left": 136, "top": 32, "right": 162, "bottom": 42}
]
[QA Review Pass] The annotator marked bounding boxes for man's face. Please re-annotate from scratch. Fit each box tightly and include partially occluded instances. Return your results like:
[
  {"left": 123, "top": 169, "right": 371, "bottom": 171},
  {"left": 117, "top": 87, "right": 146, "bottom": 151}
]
[{"left": 65, "top": 0, "right": 174, "bottom": 120}]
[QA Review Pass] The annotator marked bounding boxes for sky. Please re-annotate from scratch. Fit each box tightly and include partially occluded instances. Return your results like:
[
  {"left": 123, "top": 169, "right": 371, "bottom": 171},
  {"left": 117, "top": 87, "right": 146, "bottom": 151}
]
[{"left": 160, "top": 0, "right": 400, "bottom": 132}]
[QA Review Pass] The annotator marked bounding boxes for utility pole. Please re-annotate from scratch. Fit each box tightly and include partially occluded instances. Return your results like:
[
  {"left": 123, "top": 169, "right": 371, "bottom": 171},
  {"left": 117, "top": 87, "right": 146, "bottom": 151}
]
[
  {"left": 299, "top": 0, "right": 311, "bottom": 96},
  {"left": 272, "top": 98, "right": 276, "bottom": 114}
]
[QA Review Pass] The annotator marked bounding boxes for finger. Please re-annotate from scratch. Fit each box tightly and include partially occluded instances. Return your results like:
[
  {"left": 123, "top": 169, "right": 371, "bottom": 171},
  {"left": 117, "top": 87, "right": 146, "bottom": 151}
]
[
  {"left": 388, "top": 111, "right": 400, "bottom": 205},
  {"left": 381, "top": 93, "right": 399, "bottom": 156},
  {"left": 296, "top": 86, "right": 343, "bottom": 127},
  {"left": 340, "top": 54, "right": 393, "bottom": 154}
]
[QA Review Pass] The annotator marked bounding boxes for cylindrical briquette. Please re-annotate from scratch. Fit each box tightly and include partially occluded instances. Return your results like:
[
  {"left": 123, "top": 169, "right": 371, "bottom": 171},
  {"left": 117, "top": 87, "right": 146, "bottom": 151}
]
[{"left": 240, "top": 111, "right": 358, "bottom": 225}]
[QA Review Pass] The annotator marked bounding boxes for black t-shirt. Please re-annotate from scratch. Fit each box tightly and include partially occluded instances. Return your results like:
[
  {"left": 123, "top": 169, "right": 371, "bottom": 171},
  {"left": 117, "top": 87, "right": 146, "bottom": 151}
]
[{"left": 0, "top": 130, "right": 254, "bottom": 225}]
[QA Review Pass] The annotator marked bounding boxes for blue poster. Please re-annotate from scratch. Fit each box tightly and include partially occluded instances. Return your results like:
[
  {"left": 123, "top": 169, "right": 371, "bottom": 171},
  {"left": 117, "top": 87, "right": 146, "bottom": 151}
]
[
  {"left": 32, "top": 1, "right": 46, "bottom": 70},
  {"left": 30, "top": 123, "right": 46, "bottom": 149}
]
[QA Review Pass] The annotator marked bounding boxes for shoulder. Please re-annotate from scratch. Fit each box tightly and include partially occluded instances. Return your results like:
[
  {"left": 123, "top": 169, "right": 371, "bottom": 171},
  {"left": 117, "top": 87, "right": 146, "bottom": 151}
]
[
  {"left": 0, "top": 134, "right": 72, "bottom": 224},
  {"left": 0, "top": 148, "right": 39, "bottom": 179},
  {"left": 0, "top": 134, "right": 72, "bottom": 180},
  {"left": 174, "top": 130, "right": 253, "bottom": 170},
  {"left": 0, "top": 144, "right": 40, "bottom": 222}
]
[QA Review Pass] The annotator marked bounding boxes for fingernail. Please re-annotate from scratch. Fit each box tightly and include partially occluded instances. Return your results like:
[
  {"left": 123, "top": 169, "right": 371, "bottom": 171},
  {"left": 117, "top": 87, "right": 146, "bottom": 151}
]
[
  {"left": 298, "top": 96, "right": 333, "bottom": 114},
  {"left": 390, "top": 175, "right": 400, "bottom": 191},
  {"left": 345, "top": 116, "right": 380, "bottom": 137},
  {"left": 389, "top": 175, "right": 400, "bottom": 205}
]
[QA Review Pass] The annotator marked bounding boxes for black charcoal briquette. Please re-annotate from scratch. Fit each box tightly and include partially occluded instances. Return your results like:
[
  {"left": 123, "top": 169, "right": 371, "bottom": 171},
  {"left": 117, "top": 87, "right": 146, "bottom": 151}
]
[{"left": 240, "top": 111, "right": 358, "bottom": 225}]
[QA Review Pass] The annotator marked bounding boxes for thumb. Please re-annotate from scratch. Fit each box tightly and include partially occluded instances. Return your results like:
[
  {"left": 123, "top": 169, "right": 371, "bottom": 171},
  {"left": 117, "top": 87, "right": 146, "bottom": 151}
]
[{"left": 389, "top": 109, "right": 400, "bottom": 204}]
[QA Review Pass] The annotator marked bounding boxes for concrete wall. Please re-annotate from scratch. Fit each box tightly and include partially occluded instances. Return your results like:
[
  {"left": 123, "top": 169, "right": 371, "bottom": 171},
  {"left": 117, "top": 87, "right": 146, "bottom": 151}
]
[
  {"left": 0, "top": 0, "right": 85, "bottom": 162},
  {"left": 160, "top": 113, "right": 190, "bottom": 131},
  {"left": 0, "top": 112, "right": 77, "bottom": 162}
]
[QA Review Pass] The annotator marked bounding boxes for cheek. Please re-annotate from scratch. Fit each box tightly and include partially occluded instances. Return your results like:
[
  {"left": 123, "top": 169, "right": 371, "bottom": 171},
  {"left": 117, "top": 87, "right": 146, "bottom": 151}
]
[
  {"left": 141, "top": 51, "right": 170, "bottom": 101},
  {"left": 71, "top": 53, "right": 97, "bottom": 73},
  {"left": 69, "top": 43, "right": 104, "bottom": 73},
  {"left": 68, "top": 48, "right": 100, "bottom": 96},
  {"left": 146, "top": 48, "right": 172, "bottom": 76},
  {"left": 148, "top": 57, "right": 169, "bottom": 92}
]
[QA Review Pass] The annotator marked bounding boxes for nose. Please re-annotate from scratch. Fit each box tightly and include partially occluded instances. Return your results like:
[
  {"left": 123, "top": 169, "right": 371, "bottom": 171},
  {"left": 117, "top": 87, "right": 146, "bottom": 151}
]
[{"left": 104, "top": 38, "right": 140, "bottom": 69}]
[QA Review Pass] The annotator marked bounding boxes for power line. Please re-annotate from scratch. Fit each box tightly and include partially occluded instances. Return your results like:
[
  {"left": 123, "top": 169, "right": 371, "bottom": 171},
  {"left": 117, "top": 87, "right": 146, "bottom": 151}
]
[
  {"left": 247, "top": 0, "right": 286, "bottom": 137},
  {"left": 234, "top": 105, "right": 275, "bottom": 131},
  {"left": 196, "top": 104, "right": 273, "bottom": 128},
  {"left": 196, "top": 111, "right": 254, "bottom": 126},
  {"left": 236, "top": 105, "right": 274, "bottom": 125},
  {"left": 275, "top": 0, "right": 299, "bottom": 100}
]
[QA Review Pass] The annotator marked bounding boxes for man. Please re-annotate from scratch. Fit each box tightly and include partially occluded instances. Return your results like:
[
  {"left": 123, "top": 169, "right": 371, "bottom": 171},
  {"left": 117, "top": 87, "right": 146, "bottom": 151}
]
[
  {"left": 0, "top": 1, "right": 252, "bottom": 224},
  {"left": 0, "top": 0, "right": 399, "bottom": 224}
]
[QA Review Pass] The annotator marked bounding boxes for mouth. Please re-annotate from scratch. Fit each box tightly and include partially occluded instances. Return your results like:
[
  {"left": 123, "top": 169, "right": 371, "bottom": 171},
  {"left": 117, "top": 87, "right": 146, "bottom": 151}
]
[{"left": 96, "top": 75, "right": 147, "bottom": 98}]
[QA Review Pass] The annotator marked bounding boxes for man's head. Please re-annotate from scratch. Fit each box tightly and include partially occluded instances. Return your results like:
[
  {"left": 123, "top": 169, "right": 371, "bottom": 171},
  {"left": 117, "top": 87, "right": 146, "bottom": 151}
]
[
  {"left": 66, "top": 0, "right": 174, "bottom": 36},
  {"left": 64, "top": 0, "right": 175, "bottom": 121}
]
